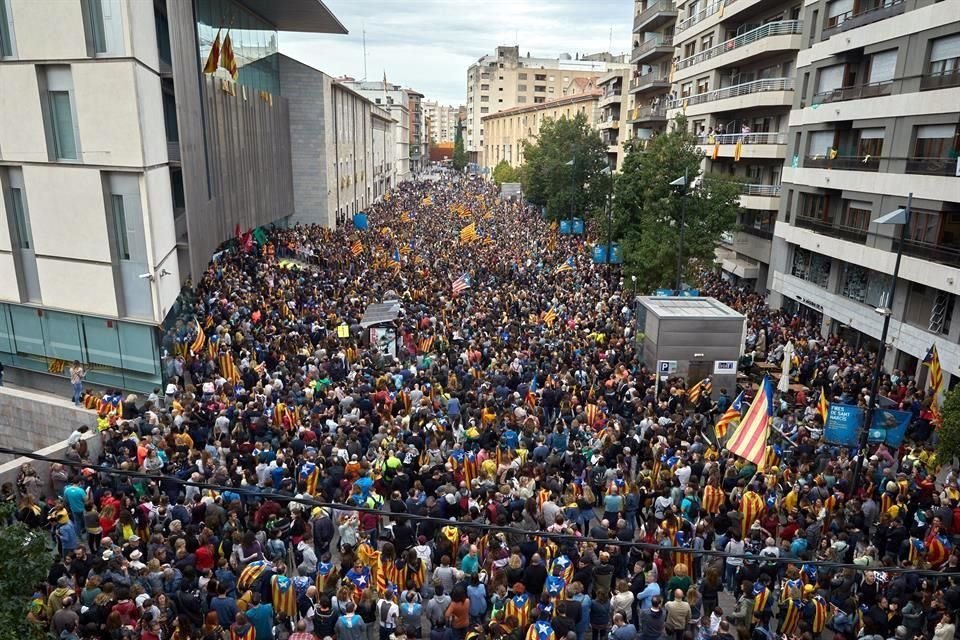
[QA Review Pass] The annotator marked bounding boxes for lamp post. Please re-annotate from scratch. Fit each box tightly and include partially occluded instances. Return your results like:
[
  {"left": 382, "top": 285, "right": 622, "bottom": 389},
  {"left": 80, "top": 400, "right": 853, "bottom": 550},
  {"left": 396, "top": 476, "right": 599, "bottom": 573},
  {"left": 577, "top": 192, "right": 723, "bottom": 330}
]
[
  {"left": 601, "top": 165, "right": 615, "bottom": 284},
  {"left": 850, "top": 193, "right": 912, "bottom": 496},
  {"left": 670, "top": 168, "right": 689, "bottom": 292},
  {"left": 565, "top": 157, "right": 576, "bottom": 227}
]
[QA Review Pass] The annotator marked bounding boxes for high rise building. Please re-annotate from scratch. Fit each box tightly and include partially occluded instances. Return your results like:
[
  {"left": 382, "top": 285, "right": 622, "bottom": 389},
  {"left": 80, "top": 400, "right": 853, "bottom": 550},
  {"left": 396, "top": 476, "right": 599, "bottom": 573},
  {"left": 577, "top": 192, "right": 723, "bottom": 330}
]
[
  {"left": 423, "top": 101, "right": 461, "bottom": 144},
  {"left": 406, "top": 89, "right": 426, "bottom": 174},
  {"left": 627, "top": 0, "right": 677, "bottom": 144},
  {"left": 667, "top": 0, "right": 802, "bottom": 291},
  {"left": 466, "top": 45, "right": 621, "bottom": 163},
  {"left": 337, "top": 79, "right": 413, "bottom": 181},
  {"left": 0, "top": 0, "right": 345, "bottom": 392},
  {"left": 769, "top": 0, "right": 960, "bottom": 383},
  {"left": 597, "top": 68, "right": 633, "bottom": 170}
]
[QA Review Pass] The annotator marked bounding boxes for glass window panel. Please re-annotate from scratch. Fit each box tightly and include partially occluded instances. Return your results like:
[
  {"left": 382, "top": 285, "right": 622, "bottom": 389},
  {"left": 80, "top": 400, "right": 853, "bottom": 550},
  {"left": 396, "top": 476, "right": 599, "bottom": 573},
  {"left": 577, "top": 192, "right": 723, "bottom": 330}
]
[
  {"left": 808, "top": 131, "right": 835, "bottom": 157},
  {"left": 0, "top": 304, "right": 13, "bottom": 353},
  {"left": 868, "top": 50, "right": 897, "bottom": 83},
  {"left": 916, "top": 124, "right": 956, "bottom": 139},
  {"left": 118, "top": 322, "right": 160, "bottom": 375},
  {"left": 0, "top": 0, "right": 12, "bottom": 57},
  {"left": 816, "top": 65, "right": 844, "bottom": 93},
  {"left": 85, "top": 0, "right": 107, "bottom": 53},
  {"left": 10, "top": 187, "right": 30, "bottom": 249},
  {"left": 930, "top": 34, "right": 960, "bottom": 62},
  {"left": 111, "top": 194, "right": 130, "bottom": 260},
  {"left": 827, "top": 0, "right": 854, "bottom": 18},
  {"left": 43, "top": 310, "right": 83, "bottom": 362},
  {"left": 82, "top": 316, "right": 122, "bottom": 368},
  {"left": 10, "top": 305, "right": 45, "bottom": 356},
  {"left": 49, "top": 91, "right": 78, "bottom": 160}
]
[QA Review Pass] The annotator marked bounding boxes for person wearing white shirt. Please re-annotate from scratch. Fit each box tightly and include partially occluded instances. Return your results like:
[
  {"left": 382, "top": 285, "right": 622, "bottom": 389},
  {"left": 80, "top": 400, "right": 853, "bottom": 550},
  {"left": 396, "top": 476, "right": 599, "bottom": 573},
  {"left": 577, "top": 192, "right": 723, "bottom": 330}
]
[
  {"left": 377, "top": 590, "right": 399, "bottom": 640},
  {"left": 675, "top": 463, "right": 692, "bottom": 487}
]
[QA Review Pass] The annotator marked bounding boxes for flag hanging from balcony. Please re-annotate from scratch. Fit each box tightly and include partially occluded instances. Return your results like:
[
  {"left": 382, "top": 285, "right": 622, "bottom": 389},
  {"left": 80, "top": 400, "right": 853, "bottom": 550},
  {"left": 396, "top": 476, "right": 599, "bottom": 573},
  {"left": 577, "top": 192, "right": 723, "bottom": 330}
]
[
  {"left": 725, "top": 376, "right": 774, "bottom": 469},
  {"left": 734, "top": 139, "right": 743, "bottom": 162},
  {"left": 711, "top": 142, "right": 720, "bottom": 161},
  {"left": 220, "top": 30, "right": 238, "bottom": 80},
  {"left": 203, "top": 29, "right": 222, "bottom": 74}
]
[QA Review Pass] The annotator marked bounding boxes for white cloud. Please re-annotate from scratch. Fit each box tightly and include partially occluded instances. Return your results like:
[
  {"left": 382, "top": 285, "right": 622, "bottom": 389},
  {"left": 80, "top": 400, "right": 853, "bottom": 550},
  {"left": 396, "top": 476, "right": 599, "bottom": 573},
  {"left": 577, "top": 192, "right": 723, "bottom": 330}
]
[{"left": 279, "top": 0, "right": 633, "bottom": 104}]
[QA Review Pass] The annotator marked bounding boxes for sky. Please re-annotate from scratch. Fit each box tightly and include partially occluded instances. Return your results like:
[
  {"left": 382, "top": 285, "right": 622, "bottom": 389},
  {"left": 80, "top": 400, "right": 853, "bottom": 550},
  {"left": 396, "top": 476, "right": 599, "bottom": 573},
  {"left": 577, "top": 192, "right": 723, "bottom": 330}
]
[{"left": 279, "top": 0, "right": 635, "bottom": 105}]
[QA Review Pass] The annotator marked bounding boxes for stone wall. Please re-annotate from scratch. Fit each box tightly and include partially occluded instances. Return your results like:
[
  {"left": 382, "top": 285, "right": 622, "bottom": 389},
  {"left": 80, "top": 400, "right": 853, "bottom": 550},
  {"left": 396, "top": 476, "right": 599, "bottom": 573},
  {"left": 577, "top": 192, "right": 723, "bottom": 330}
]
[{"left": 0, "top": 386, "right": 97, "bottom": 464}]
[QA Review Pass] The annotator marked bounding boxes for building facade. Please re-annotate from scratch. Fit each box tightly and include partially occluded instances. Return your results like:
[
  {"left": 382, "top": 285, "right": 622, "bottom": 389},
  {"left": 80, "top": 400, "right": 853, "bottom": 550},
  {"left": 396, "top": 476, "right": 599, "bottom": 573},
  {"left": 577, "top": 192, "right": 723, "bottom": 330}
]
[
  {"left": 769, "top": 0, "right": 960, "bottom": 386},
  {"left": 279, "top": 55, "right": 396, "bottom": 229},
  {"left": 338, "top": 79, "right": 412, "bottom": 181},
  {"left": 0, "top": 0, "right": 345, "bottom": 392},
  {"left": 406, "top": 89, "right": 425, "bottom": 174},
  {"left": 480, "top": 92, "right": 602, "bottom": 172},
  {"left": 423, "top": 101, "right": 460, "bottom": 144},
  {"left": 466, "top": 45, "right": 620, "bottom": 163},
  {"left": 666, "top": 0, "right": 802, "bottom": 291},
  {"left": 627, "top": 0, "right": 676, "bottom": 144},
  {"left": 597, "top": 69, "right": 633, "bottom": 170}
]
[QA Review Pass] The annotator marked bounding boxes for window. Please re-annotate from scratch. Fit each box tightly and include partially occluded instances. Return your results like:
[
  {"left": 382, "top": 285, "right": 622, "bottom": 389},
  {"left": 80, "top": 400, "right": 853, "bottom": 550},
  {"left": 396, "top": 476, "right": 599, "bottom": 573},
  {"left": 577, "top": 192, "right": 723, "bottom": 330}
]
[
  {"left": 807, "top": 130, "right": 836, "bottom": 158},
  {"left": 826, "top": 0, "right": 853, "bottom": 27},
  {"left": 815, "top": 64, "right": 844, "bottom": 94},
  {"left": 684, "top": 42, "right": 696, "bottom": 58},
  {"left": 549, "top": 75, "right": 555, "bottom": 81},
  {"left": 696, "top": 77, "right": 710, "bottom": 94},
  {"left": 0, "top": 0, "right": 13, "bottom": 57},
  {"left": 518, "top": 73, "right": 528, "bottom": 80},
  {"left": 929, "top": 34, "right": 960, "bottom": 76},
  {"left": 534, "top": 96, "right": 546, "bottom": 104},
  {"left": 48, "top": 91, "right": 78, "bottom": 160},
  {"left": 680, "top": 82, "right": 693, "bottom": 98},
  {"left": 480, "top": 84, "right": 489, "bottom": 90},
  {"left": 914, "top": 124, "right": 958, "bottom": 159},
  {"left": 701, "top": 34, "right": 714, "bottom": 50},
  {"left": 867, "top": 49, "right": 897, "bottom": 84},
  {"left": 908, "top": 209, "right": 942, "bottom": 244},
  {"left": 840, "top": 200, "right": 871, "bottom": 231},
  {"left": 517, "top": 84, "right": 527, "bottom": 92},
  {"left": 83, "top": 0, "right": 107, "bottom": 53},
  {"left": 799, "top": 192, "right": 831, "bottom": 222},
  {"left": 842, "top": 264, "right": 892, "bottom": 306},
  {"left": 9, "top": 187, "right": 30, "bottom": 249},
  {"left": 856, "top": 128, "right": 883, "bottom": 157},
  {"left": 480, "top": 72, "right": 491, "bottom": 79},
  {"left": 534, "top": 85, "right": 546, "bottom": 92},
  {"left": 791, "top": 247, "right": 832, "bottom": 287},
  {"left": 548, "top": 86, "right": 554, "bottom": 93},
  {"left": 480, "top": 107, "right": 489, "bottom": 113},
  {"left": 111, "top": 194, "right": 130, "bottom": 260},
  {"left": 535, "top": 74, "right": 547, "bottom": 81}
]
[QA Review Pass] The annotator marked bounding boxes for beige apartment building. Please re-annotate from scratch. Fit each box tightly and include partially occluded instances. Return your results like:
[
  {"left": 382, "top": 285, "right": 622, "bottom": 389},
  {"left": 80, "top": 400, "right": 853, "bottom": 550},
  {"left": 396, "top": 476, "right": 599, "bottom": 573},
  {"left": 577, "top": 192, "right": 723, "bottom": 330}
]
[
  {"left": 627, "top": 0, "right": 677, "bottom": 144},
  {"left": 480, "top": 92, "right": 602, "bottom": 172},
  {"left": 466, "top": 45, "right": 621, "bottom": 163},
  {"left": 666, "top": 0, "right": 803, "bottom": 291},
  {"left": 598, "top": 69, "right": 634, "bottom": 170},
  {"left": 423, "top": 101, "right": 460, "bottom": 144}
]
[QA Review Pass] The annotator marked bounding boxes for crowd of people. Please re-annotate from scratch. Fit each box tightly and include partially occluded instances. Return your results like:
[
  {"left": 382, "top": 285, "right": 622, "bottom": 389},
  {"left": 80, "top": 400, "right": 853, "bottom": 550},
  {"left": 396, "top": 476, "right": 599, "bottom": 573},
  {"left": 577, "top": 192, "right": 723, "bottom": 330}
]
[{"left": 8, "top": 173, "right": 960, "bottom": 640}]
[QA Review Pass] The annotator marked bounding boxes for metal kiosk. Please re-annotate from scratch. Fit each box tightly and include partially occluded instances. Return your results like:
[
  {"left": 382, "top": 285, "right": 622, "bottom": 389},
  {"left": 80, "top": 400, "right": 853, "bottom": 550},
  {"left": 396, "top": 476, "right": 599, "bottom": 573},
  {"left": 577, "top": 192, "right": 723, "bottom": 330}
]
[{"left": 637, "top": 296, "right": 746, "bottom": 399}]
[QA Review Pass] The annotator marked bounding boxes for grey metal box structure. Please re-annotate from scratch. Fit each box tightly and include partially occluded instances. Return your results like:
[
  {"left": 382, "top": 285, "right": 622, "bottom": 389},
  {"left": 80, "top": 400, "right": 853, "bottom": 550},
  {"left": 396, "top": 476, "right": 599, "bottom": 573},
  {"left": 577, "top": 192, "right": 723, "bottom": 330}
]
[{"left": 637, "top": 296, "right": 747, "bottom": 397}]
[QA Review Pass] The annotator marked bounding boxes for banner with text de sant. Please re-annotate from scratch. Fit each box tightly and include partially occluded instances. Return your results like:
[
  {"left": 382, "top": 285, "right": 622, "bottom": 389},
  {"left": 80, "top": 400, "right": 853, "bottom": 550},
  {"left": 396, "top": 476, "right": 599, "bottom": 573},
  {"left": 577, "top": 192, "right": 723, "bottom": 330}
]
[{"left": 824, "top": 403, "right": 863, "bottom": 447}]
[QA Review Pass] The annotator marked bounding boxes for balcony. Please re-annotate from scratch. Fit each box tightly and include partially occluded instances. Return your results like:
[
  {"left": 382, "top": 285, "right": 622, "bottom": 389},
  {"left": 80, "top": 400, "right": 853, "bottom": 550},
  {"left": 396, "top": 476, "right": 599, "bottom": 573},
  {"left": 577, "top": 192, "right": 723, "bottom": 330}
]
[
  {"left": 921, "top": 68, "right": 960, "bottom": 91},
  {"left": 629, "top": 71, "right": 672, "bottom": 94},
  {"left": 698, "top": 132, "right": 787, "bottom": 160},
  {"left": 626, "top": 104, "right": 668, "bottom": 124},
  {"left": 739, "top": 226, "right": 774, "bottom": 240},
  {"left": 698, "top": 132, "right": 786, "bottom": 145},
  {"left": 822, "top": 0, "right": 905, "bottom": 38},
  {"left": 633, "top": 0, "right": 678, "bottom": 33},
  {"left": 905, "top": 157, "right": 960, "bottom": 177},
  {"left": 738, "top": 183, "right": 782, "bottom": 210},
  {"left": 795, "top": 215, "right": 837, "bottom": 236},
  {"left": 668, "top": 77, "right": 793, "bottom": 110},
  {"left": 804, "top": 154, "right": 881, "bottom": 172},
  {"left": 741, "top": 183, "right": 782, "bottom": 196},
  {"left": 599, "top": 119, "right": 621, "bottom": 130},
  {"left": 674, "top": 21, "right": 802, "bottom": 73},
  {"left": 893, "top": 238, "right": 960, "bottom": 269},
  {"left": 676, "top": 0, "right": 723, "bottom": 34},
  {"left": 632, "top": 35, "right": 674, "bottom": 64},
  {"left": 813, "top": 81, "right": 892, "bottom": 104},
  {"left": 599, "top": 91, "right": 623, "bottom": 107}
]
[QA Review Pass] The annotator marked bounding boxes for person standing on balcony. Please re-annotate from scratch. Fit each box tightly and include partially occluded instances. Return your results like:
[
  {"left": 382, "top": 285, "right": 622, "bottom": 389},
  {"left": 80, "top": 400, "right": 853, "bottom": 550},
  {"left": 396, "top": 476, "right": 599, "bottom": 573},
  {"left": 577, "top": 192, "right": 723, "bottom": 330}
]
[{"left": 69, "top": 360, "right": 86, "bottom": 406}]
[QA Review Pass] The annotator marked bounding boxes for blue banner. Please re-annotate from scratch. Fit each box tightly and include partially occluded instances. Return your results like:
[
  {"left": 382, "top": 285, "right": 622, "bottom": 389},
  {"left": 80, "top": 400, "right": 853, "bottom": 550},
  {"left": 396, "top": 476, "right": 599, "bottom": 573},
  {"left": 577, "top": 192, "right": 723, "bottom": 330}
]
[
  {"left": 571, "top": 218, "right": 585, "bottom": 235},
  {"left": 679, "top": 289, "right": 700, "bottom": 297},
  {"left": 868, "top": 408, "right": 911, "bottom": 447},
  {"left": 559, "top": 220, "right": 571, "bottom": 235},
  {"left": 824, "top": 403, "right": 864, "bottom": 446},
  {"left": 609, "top": 243, "right": 622, "bottom": 264},
  {"left": 654, "top": 289, "right": 675, "bottom": 297},
  {"left": 592, "top": 245, "right": 608, "bottom": 264},
  {"left": 352, "top": 213, "right": 369, "bottom": 230}
]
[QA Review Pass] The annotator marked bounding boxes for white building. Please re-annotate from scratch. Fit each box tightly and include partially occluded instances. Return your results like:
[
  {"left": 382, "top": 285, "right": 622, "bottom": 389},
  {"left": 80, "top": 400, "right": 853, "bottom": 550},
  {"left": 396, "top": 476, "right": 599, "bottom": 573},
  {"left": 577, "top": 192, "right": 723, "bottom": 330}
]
[
  {"left": 423, "top": 101, "right": 461, "bottom": 144},
  {"left": 338, "top": 79, "right": 411, "bottom": 181}
]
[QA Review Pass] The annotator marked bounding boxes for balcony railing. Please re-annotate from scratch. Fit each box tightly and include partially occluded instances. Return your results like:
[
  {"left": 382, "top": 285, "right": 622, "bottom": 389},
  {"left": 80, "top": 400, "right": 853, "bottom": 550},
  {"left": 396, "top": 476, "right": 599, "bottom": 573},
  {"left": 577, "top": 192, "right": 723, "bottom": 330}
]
[
  {"left": 697, "top": 132, "right": 787, "bottom": 145},
  {"left": 676, "top": 0, "right": 723, "bottom": 34},
  {"left": 634, "top": 0, "right": 677, "bottom": 31},
  {"left": 905, "top": 156, "right": 960, "bottom": 176},
  {"left": 822, "top": 0, "right": 905, "bottom": 37},
  {"left": 740, "top": 226, "right": 775, "bottom": 239},
  {"left": 629, "top": 72, "right": 671, "bottom": 92},
  {"left": 804, "top": 154, "right": 881, "bottom": 171},
  {"left": 893, "top": 237, "right": 960, "bottom": 268},
  {"left": 669, "top": 77, "right": 793, "bottom": 109},
  {"left": 740, "top": 183, "right": 782, "bottom": 196},
  {"left": 626, "top": 104, "right": 669, "bottom": 122},
  {"left": 795, "top": 215, "right": 836, "bottom": 235},
  {"left": 813, "top": 81, "right": 892, "bottom": 104},
  {"left": 920, "top": 68, "right": 960, "bottom": 91},
  {"left": 600, "top": 119, "right": 621, "bottom": 130},
  {"left": 675, "top": 21, "right": 802, "bottom": 71},
  {"left": 632, "top": 35, "right": 674, "bottom": 61}
]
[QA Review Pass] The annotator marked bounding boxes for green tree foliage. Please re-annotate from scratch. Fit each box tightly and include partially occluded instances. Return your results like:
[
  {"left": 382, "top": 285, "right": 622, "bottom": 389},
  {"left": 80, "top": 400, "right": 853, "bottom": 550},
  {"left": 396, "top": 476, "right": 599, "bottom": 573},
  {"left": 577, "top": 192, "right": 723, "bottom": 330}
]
[
  {"left": 0, "top": 503, "right": 55, "bottom": 640},
  {"left": 614, "top": 115, "right": 741, "bottom": 292},
  {"left": 452, "top": 123, "right": 468, "bottom": 171},
  {"left": 492, "top": 160, "right": 521, "bottom": 186},
  {"left": 937, "top": 388, "right": 960, "bottom": 466},
  {"left": 521, "top": 112, "right": 610, "bottom": 221}
]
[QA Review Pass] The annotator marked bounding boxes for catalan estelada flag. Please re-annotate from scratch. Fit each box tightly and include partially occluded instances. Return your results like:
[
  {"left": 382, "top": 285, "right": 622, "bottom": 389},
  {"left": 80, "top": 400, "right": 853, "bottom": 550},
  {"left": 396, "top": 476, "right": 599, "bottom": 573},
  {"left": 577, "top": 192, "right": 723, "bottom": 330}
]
[
  {"left": 554, "top": 257, "right": 575, "bottom": 274},
  {"left": 459, "top": 222, "right": 477, "bottom": 243},
  {"left": 351, "top": 240, "right": 362, "bottom": 257},
  {"left": 585, "top": 404, "right": 601, "bottom": 428},
  {"left": 726, "top": 376, "right": 773, "bottom": 468},
  {"left": 924, "top": 344, "right": 943, "bottom": 402},
  {"left": 189, "top": 319, "right": 206, "bottom": 356},
  {"left": 400, "top": 211, "right": 411, "bottom": 223},
  {"left": 714, "top": 391, "right": 743, "bottom": 442},
  {"left": 271, "top": 575, "right": 297, "bottom": 618},
  {"left": 711, "top": 142, "right": 720, "bottom": 160},
  {"left": 817, "top": 387, "right": 829, "bottom": 423},
  {"left": 542, "top": 307, "right": 558, "bottom": 326},
  {"left": 220, "top": 30, "right": 238, "bottom": 80},
  {"left": 687, "top": 379, "right": 705, "bottom": 404},
  {"left": 202, "top": 29, "right": 221, "bottom": 74},
  {"left": 418, "top": 335, "right": 435, "bottom": 353}
]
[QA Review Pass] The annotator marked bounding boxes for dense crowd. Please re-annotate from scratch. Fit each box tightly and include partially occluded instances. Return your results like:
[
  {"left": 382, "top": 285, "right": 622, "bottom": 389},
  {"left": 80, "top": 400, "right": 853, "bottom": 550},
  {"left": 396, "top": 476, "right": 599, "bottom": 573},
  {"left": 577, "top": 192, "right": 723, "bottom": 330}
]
[{"left": 9, "top": 174, "right": 960, "bottom": 640}]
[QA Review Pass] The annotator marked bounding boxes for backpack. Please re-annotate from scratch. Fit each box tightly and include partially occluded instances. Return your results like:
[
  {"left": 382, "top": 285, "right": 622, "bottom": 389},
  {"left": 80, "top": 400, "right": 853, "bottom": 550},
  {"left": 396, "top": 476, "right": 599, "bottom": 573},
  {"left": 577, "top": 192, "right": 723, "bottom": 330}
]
[{"left": 293, "top": 543, "right": 305, "bottom": 567}]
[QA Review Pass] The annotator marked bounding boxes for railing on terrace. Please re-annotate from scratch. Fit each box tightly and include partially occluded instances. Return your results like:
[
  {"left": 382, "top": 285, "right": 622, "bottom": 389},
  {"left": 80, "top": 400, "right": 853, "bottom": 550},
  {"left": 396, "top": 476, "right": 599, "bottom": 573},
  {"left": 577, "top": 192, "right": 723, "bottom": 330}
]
[
  {"left": 813, "top": 81, "right": 892, "bottom": 104},
  {"left": 921, "top": 67, "right": 960, "bottom": 91},
  {"left": 675, "top": 21, "right": 802, "bottom": 71},
  {"left": 905, "top": 157, "right": 960, "bottom": 176},
  {"left": 633, "top": 35, "right": 674, "bottom": 60},
  {"left": 805, "top": 155, "right": 881, "bottom": 171},
  {"left": 634, "top": 0, "right": 677, "bottom": 29},
  {"left": 740, "top": 183, "right": 782, "bottom": 196},
  {"left": 629, "top": 73, "right": 671, "bottom": 91},
  {"left": 822, "top": 0, "right": 905, "bottom": 37},
  {"left": 697, "top": 132, "right": 787, "bottom": 145},
  {"left": 627, "top": 104, "right": 669, "bottom": 121},
  {"left": 893, "top": 237, "right": 960, "bottom": 268},
  {"left": 669, "top": 77, "right": 793, "bottom": 108},
  {"left": 676, "top": 0, "right": 722, "bottom": 34}
]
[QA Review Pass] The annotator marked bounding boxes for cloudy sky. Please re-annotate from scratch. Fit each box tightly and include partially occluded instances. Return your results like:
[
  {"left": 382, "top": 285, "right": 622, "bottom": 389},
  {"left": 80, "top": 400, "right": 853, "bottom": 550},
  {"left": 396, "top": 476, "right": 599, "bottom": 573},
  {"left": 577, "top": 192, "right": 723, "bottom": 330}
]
[{"left": 279, "top": 0, "right": 634, "bottom": 105}]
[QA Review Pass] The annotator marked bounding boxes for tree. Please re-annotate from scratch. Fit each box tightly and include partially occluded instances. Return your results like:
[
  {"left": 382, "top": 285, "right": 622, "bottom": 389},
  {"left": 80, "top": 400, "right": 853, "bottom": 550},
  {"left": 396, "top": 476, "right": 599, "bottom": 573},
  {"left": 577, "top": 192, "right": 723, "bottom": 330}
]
[
  {"left": 452, "top": 123, "right": 468, "bottom": 171},
  {"left": 492, "top": 160, "right": 520, "bottom": 186},
  {"left": 0, "top": 503, "right": 54, "bottom": 640},
  {"left": 614, "top": 115, "right": 741, "bottom": 292},
  {"left": 521, "top": 112, "right": 610, "bottom": 221},
  {"left": 938, "top": 388, "right": 960, "bottom": 466}
]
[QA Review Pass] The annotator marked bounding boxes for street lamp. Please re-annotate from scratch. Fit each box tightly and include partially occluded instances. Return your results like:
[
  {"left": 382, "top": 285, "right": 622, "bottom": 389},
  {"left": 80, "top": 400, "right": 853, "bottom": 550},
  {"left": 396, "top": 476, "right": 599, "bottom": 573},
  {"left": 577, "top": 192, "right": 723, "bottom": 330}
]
[
  {"left": 601, "top": 165, "right": 615, "bottom": 284},
  {"left": 565, "top": 158, "right": 576, "bottom": 227},
  {"left": 670, "top": 169, "right": 690, "bottom": 292},
  {"left": 850, "top": 193, "right": 912, "bottom": 495}
]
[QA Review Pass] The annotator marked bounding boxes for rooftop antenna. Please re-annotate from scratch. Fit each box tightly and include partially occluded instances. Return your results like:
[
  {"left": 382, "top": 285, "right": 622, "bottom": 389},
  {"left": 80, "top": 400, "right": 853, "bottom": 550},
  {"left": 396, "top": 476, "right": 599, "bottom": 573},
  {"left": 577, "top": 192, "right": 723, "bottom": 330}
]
[
  {"left": 515, "top": 29, "right": 518, "bottom": 46},
  {"left": 609, "top": 26, "right": 613, "bottom": 53},
  {"left": 362, "top": 27, "right": 368, "bottom": 80}
]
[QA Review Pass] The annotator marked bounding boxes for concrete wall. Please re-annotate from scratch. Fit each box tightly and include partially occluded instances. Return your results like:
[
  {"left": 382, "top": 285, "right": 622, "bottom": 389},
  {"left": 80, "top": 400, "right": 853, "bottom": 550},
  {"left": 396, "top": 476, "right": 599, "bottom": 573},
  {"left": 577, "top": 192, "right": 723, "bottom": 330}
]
[
  {"left": 0, "top": 432, "right": 101, "bottom": 499},
  {"left": 0, "top": 386, "right": 96, "bottom": 464}
]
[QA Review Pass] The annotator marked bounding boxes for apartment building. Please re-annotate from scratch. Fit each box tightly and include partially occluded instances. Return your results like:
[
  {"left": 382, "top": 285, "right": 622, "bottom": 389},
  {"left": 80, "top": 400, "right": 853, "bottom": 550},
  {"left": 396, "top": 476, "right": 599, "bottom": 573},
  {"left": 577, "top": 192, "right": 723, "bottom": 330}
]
[
  {"left": 480, "top": 92, "right": 602, "bottom": 172},
  {"left": 0, "top": 0, "right": 345, "bottom": 392},
  {"left": 597, "top": 69, "right": 634, "bottom": 170},
  {"left": 338, "top": 79, "right": 412, "bottom": 181},
  {"left": 406, "top": 89, "right": 426, "bottom": 174},
  {"left": 769, "top": 0, "right": 960, "bottom": 386},
  {"left": 278, "top": 55, "right": 397, "bottom": 229},
  {"left": 667, "top": 0, "right": 803, "bottom": 290},
  {"left": 423, "top": 101, "right": 460, "bottom": 144},
  {"left": 627, "top": 0, "right": 677, "bottom": 144},
  {"left": 465, "top": 45, "right": 619, "bottom": 163}
]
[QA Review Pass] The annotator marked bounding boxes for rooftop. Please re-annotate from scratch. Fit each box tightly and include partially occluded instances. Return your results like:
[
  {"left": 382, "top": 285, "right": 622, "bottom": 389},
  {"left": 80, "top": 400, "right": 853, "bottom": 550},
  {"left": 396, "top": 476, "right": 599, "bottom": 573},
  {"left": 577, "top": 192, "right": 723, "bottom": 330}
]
[
  {"left": 480, "top": 90, "right": 601, "bottom": 120},
  {"left": 638, "top": 296, "right": 745, "bottom": 319}
]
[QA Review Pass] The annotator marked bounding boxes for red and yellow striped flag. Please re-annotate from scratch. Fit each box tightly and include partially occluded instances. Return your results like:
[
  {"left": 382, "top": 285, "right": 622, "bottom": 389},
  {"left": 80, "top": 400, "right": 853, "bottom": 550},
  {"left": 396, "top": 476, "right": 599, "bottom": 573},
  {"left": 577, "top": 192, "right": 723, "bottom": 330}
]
[
  {"left": 734, "top": 139, "right": 743, "bottom": 162},
  {"left": 726, "top": 377, "right": 773, "bottom": 468},
  {"left": 542, "top": 307, "right": 558, "bottom": 326},
  {"left": 351, "top": 240, "right": 363, "bottom": 257},
  {"left": 459, "top": 223, "right": 477, "bottom": 243},
  {"left": 202, "top": 29, "right": 221, "bottom": 74},
  {"left": 585, "top": 404, "right": 601, "bottom": 428},
  {"left": 189, "top": 319, "right": 206, "bottom": 355},
  {"left": 220, "top": 31, "right": 238, "bottom": 80},
  {"left": 817, "top": 387, "right": 829, "bottom": 423},
  {"left": 740, "top": 489, "right": 764, "bottom": 537},
  {"left": 702, "top": 484, "right": 725, "bottom": 515}
]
